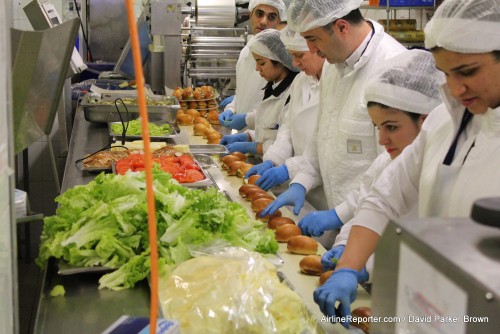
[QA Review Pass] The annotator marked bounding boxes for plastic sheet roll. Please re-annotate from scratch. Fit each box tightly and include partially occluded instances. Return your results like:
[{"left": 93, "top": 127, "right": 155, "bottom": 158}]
[{"left": 196, "top": 0, "right": 236, "bottom": 27}]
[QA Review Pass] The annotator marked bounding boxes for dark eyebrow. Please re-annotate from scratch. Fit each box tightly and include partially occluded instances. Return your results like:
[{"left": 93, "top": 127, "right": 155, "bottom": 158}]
[
  {"left": 436, "top": 62, "right": 480, "bottom": 73},
  {"left": 380, "top": 120, "right": 398, "bottom": 126}
]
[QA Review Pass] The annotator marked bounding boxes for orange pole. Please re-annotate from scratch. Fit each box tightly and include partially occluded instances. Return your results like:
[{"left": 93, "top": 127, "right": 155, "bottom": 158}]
[{"left": 124, "top": 2, "right": 158, "bottom": 333}]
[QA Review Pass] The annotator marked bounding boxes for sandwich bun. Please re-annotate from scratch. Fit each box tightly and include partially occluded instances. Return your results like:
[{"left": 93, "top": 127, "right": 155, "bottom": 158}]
[
  {"left": 267, "top": 216, "right": 295, "bottom": 230},
  {"left": 255, "top": 209, "right": 282, "bottom": 222},
  {"left": 319, "top": 270, "right": 334, "bottom": 286},
  {"left": 299, "top": 255, "right": 322, "bottom": 276},
  {"left": 287, "top": 235, "right": 318, "bottom": 255},
  {"left": 251, "top": 197, "right": 274, "bottom": 212},
  {"left": 275, "top": 224, "right": 302, "bottom": 242}
]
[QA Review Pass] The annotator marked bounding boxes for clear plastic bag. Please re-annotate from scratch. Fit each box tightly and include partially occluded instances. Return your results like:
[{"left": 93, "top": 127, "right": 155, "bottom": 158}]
[{"left": 159, "top": 247, "right": 318, "bottom": 334}]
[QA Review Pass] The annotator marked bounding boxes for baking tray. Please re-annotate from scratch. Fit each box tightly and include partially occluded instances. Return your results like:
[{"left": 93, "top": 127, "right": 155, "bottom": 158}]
[
  {"left": 188, "top": 144, "right": 229, "bottom": 155},
  {"left": 81, "top": 92, "right": 180, "bottom": 123},
  {"left": 108, "top": 121, "right": 178, "bottom": 140}
]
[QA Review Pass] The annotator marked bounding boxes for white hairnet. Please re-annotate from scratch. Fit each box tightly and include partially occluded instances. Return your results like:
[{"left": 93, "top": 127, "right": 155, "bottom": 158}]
[
  {"left": 279, "top": 26, "right": 309, "bottom": 51},
  {"left": 281, "top": 0, "right": 291, "bottom": 21},
  {"left": 249, "top": 0, "right": 287, "bottom": 21},
  {"left": 248, "top": 29, "right": 298, "bottom": 71},
  {"left": 424, "top": 0, "right": 500, "bottom": 53},
  {"left": 287, "top": 0, "right": 363, "bottom": 33},
  {"left": 364, "top": 50, "right": 444, "bottom": 115}
]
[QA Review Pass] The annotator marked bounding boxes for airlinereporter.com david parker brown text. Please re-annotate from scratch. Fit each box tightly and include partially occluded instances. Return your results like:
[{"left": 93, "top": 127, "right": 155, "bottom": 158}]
[{"left": 321, "top": 314, "right": 489, "bottom": 324}]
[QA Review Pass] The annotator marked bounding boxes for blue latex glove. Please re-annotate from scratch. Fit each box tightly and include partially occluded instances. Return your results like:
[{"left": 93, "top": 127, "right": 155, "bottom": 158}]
[
  {"left": 245, "top": 160, "right": 274, "bottom": 178},
  {"left": 260, "top": 183, "right": 306, "bottom": 216},
  {"left": 321, "top": 246, "right": 369, "bottom": 282},
  {"left": 219, "top": 95, "right": 234, "bottom": 108},
  {"left": 313, "top": 268, "right": 360, "bottom": 328},
  {"left": 321, "top": 245, "right": 345, "bottom": 272},
  {"left": 298, "top": 209, "right": 343, "bottom": 237},
  {"left": 218, "top": 109, "right": 234, "bottom": 124},
  {"left": 223, "top": 113, "right": 247, "bottom": 130},
  {"left": 226, "top": 141, "right": 258, "bottom": 154},
  {"left": 256, "top": 164, "right": 290, "bottom": 190},
  {"left": 220, "top": 133, "right": 249, "bottom": 146}
]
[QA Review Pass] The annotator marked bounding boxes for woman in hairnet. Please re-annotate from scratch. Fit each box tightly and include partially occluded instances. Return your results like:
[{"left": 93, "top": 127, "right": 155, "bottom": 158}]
[
  {"left": 218, "top": 0, "right": 287, "bottom": 127},
  {"left": 220, "top": 29, "right": 299, "bottom": 155},
  {"left": 298, "top": 49, "right": 443, "bottom": 277},
  {"left": 243, "top": 27, "right": 325, "bottom": 187},
  {"left": 315, "top": 0, "right": 500, "bottom": 327}
]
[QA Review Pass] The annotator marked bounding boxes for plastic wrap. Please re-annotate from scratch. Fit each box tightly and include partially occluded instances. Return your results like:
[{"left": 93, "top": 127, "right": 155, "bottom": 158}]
[{"left": 159, "top": 247, "right": 317, "bottom": 333}]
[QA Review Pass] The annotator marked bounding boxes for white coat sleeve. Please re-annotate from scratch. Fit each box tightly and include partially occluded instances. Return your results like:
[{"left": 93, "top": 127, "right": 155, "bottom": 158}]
[
  {"left": 245, "top": 110, "right": 256, "bottom": 129},
  {"left": 263, "top": 105, "right": 293, "bottom": 165},
  {"left": 262, "top": 100, "right": 290, "bottom": 154},
  {"left": 225, "top": 95, "right": 237, "bottom": 113},
  {"left": 351, "top": 132, "right": 425, "bottom": 235},
  {"left": 287, "top": 130, "right": 322, "bottom": 193},
  {"left": 335, "top": 153, "right": 391, "bottom": 224}
]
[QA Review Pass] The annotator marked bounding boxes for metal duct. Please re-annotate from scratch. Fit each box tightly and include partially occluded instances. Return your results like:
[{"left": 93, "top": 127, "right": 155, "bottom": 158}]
[{"left": 196, "top": 0, "right": 236, "bottom": 27}]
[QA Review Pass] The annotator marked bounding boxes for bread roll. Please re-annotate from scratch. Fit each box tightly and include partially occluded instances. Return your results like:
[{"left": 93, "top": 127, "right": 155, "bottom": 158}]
[
  {"left": 206, "top": 132, "right": 221, "bottom": 142},
  {"left": 245, "top": 188, "right": 267, "bottom": 201},
  {"left": 230, "top": 152, "right": 246, "bottom": 161},
  {"left": 319, "top": 270, "right": 333, "bottom": 286},
  {"left": 177, "top": 113, "right": 194, "bottom": 125},
  {"left": 275, "top": 224, "right": 302, "bottom": 243},
  {"left": 250, "top": 192, "right": 274, "bottom": 202},
  {"left": 236, "top": 163, "right": 254, "bottom": 178},
  {"left": 351, "top": 307, "right": 372, "bottom": 334},
  {"left": 255, "top": 209, "right": 282, "bottom": 222},
  {"left": 207, "top": 110, "right": 219, "bottom": 125},
  {"left": 238, "top": 184, "right": 261, "bottom": 197},
  {"left": 251, "top": 197, "right": 274, "bottom": 212},
  {"left": 203, "top": 128, "right": 218, "bottom": 139},
  {"left": 267, "top": 217, "right": 294, "bottom": 230},
  {"left": 221, "top": 155, "right": 241, "bottom": 169},
  {"left": 186, "top": 109, "right": 200, "bottom": 118},
  {"left": 247, "top": 175, "right": 261, "bottom": 185},
  {"left": 227, "top": 161, "right": 245, "bottom": 176},
  {"left": 193, "top": 123, "right": 207, "bottom": 136},
  {"left": 299, "top": 255, "right": 322, "bottom": 276},
  {"left": 207, "top": 137, "right": 220, "bottom": 144},
  {"left": 287, "top": 235, "right": 318, "bottom": 255}
]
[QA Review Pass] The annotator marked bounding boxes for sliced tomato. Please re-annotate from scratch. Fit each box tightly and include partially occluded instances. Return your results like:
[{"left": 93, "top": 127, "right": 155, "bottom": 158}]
[{"left": 177, "top": 155, "right": 196, "bottom": 166}]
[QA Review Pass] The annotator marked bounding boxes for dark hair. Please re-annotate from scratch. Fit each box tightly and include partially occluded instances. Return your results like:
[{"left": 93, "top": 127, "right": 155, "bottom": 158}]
[
  {"left": 321, "top": 9, "right": 364, "bottom": 32},
  {"left": 431, "top": 47, "right": 500, "bottom": 62},
  {"left": 367, "top": 101, "right": 422, "bottom": 123}
]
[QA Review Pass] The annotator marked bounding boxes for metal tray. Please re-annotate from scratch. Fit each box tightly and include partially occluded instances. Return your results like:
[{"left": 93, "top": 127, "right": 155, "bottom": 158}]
[
  {"left": 188, "top": 144, "right": 229, "bottom": 155},
  {"left": 192, "top": 154, "right": 217, "bottom": 169},
  {"left": 112, "top": 154, "right": 214, "bottom": 188},
  {"left": 58, "top": 261, "right": 115, "bottom": 275},
  {"left": 108, "top": 121, "right": 178, "bottom": 140},
  {"left": 81, "top": 92, "right": 180, "bottom": 123}
]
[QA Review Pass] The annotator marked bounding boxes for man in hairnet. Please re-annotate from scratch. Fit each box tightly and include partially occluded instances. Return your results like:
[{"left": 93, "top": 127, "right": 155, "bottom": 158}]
[
  {"left": 218, "top": 0, "right": 288, "bottom": 129},
  {"left": 261, "top": 0, "right": 406, "bottom": 222}
]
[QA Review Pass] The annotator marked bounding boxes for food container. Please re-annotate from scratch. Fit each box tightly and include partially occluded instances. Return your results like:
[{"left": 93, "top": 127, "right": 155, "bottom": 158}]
[
  {"left": 81, "top": 92, "right": 180, "bottom": 123},
  {"left": 187, "top": 144, "right": 229, "bottom": 155},
  {"left": 108, "top": 121, "right": 179, "bottom": 140}
]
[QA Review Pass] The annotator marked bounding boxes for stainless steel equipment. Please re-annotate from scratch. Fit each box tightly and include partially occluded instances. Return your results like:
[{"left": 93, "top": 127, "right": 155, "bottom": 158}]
[
  {"left": 372, "top": 202, "right": 500, "bottom": 334},
  {"left": 148, "top": 0, "right": 250, "bottom": 94}
]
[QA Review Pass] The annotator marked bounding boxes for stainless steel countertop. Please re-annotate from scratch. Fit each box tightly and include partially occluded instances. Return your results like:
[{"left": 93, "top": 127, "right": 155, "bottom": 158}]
[{"left": 34, "top": 110, "right": 370, "bottom": 334}]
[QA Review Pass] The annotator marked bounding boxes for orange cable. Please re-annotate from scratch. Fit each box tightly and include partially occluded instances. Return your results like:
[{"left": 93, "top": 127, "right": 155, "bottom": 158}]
[{"left": 124, "top": 1, "right": 158, "bottom": 333}]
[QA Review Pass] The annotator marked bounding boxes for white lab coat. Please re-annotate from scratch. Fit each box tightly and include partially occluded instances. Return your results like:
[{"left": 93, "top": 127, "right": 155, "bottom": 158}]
[
  {"left": 263, "top": 72, "right": 328, "bottom": 212},
  {"left": 245, "top": 78, "right": 295, "bottom": 154},
  {"left": 353, "top": 86, "right": 500, "bottom": 235},
  {"left": 295, "top": 20, "right": 406, "bottom": 209},
  {"left": 225, "top": 44, "right": 267, "bottom": 115}
]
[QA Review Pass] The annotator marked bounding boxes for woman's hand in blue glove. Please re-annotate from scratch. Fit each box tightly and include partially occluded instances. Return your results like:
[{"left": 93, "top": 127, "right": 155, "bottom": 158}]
[
  {"left": 219, "top": 95, "right": 234, "bottom": 108},
  {"left": 218, "top": 109, "right": 233, "bottom": 124},
  {"left": 220, "top": 133, "right": 249, "bottom": 145},
  {"left": 226, "top": 141, "right": 258, "bottom": 154}
]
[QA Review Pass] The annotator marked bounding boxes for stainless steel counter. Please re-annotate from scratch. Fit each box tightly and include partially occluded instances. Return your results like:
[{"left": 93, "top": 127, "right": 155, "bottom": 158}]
[{"left": 34, "top": 110, "right": 370, "bottom": 334}]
